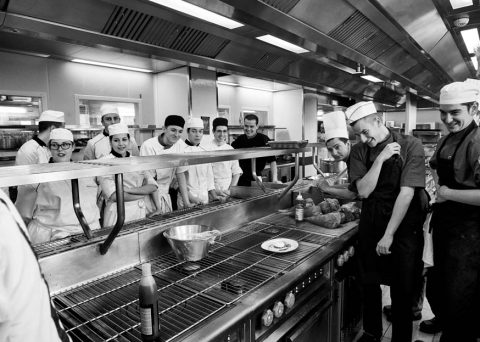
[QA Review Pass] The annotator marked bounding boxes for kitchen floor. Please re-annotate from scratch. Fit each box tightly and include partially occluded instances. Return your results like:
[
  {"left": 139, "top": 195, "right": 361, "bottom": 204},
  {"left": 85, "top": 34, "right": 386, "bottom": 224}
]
[{"left": 354, "top": 285, "right": 441, "bottom": 342}]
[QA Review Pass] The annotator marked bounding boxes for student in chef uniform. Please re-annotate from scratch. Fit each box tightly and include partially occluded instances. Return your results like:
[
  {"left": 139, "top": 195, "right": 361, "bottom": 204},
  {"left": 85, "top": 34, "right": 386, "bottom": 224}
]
[
  {"left": 427, "top": 81, "right": 480, "bottom": 342},
  {"left": 140, "top": 115, "right": 186, "bottom": 215},
  {"left": 317, "top": 111, "right": 402, "bottom": 200},
  {"left": 27, "top": 129, "right": 100, "bottom": 244},
  {"left": 0, "top": 189, "right": 70, "bottom": 342},
  {"left": 231, "top": 114, "right": 279, "bottom": 185},
  {"left": 83, "top": 104, "right": 139, "bottom": 160},
  {"left": 15, "top": 110, "right": 65, "bottom": 222},
  {"left": 346, "top": 101, "right": 427, "bottom": 342},
  {"left": 176, "top": 117, "right": 218, "bottom": 209},
  {"left": 204, "top": 117, "right": 242, "bottom": 194},
  {"left": 99, "top": 123, "right": 159, "bottom": 227}
]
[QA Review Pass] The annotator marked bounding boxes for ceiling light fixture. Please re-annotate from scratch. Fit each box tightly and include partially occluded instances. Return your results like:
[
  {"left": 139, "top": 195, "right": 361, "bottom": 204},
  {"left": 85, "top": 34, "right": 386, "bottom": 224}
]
[
  {"left": 71, "top": 59, "right": 153, "bottom": 73},
  {"left": 217, "top": 80, "right": 275, "bottom": 92},
  {"left": 361, "top": 74, "right": 383, "bottom": 83},
  {"left": 256, "top": 34, "right": 308, "bottom": 54},
  {"left": 149, "top": 0, "right": 243, "bottom": 29},
  {"left": 471, "top": 56, "right": 478, "bottom": 70},
  {"left": 460, "top": 28, "right": 480, "bottom": 54},
  {"left": 449, "top": 0, "right": 473, "bottom": 9}
]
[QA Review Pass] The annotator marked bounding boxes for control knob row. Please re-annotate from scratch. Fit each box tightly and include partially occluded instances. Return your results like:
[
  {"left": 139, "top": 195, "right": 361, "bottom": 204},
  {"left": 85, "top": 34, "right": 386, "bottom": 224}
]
[
  {"left": 336, "top": 246, "right": 355, "bottom": 267},
  {"left": 261, "top": 292, "right": 295, "bottom": 326}
]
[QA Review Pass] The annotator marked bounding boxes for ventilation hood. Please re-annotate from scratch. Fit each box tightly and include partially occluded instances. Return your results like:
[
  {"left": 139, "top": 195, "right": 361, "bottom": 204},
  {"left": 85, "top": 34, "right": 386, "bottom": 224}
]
[{"left": 0, "top": 0, "right": 474, "bottom": 107}]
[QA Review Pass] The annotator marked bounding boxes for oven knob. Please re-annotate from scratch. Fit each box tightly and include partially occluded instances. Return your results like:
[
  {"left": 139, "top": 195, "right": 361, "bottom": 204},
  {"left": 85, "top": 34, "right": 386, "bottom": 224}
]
[
  {"left": 319, "top": 268, "right": 324, "bottom": 275},
  {"left": 261, "top": 309, "right": 274, "bottom": 327},
  {"left": 273, "top": 301, "right": 284, "bottom": 318},
  {"left": 337, "top": 255, "right": 345, "bottom": 267},
  {"left": 348, "top": 246, "right": 355, "bottom": 257},
  {"left": 284, "top": 292, "right": 295, "bottom": 309},
  {"left": 343, "top": 250, "right": 350, "bottom": 262}
]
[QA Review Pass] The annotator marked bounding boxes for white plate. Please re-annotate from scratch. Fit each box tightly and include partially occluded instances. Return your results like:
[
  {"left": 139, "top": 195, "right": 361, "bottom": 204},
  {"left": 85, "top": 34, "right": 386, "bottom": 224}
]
[{"left": 261, "top": 238, "right": 299, "bottom": 253}]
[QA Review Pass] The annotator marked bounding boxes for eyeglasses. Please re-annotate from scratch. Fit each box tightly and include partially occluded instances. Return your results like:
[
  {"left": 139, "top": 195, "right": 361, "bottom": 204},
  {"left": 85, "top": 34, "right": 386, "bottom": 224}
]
[{"left": 50, "top": 142, "right": 73, "bottom": 150}]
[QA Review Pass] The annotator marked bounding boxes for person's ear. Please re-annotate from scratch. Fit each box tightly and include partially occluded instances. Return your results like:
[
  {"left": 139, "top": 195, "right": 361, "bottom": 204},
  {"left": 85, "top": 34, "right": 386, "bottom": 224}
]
[{"left": 470, "top": 102, "right": 479, "bottom": 116}]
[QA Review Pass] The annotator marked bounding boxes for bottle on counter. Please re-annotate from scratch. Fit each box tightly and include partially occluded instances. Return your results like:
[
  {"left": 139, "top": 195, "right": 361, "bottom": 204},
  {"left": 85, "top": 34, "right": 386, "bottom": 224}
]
[
  {"left": 139, "top": 263, "right": 160, "bottom": 342},
  {"left": 294, "top": 193, "right": 305, "bottom": 222}
]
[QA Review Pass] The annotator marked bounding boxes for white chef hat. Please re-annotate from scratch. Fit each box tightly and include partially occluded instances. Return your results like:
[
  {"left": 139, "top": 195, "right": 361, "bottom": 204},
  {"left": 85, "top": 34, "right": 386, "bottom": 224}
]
[
  {"left": 440, "top": 80, "right": 480, "bottom": 104},
  {"left": 345, "top": 101, "right": 377, "bottom": 124},
  {"left": 323, "top": 111, "right": 349, "bottom": 142},
  {"left": 39, "top": 110, "right": 65, "bottom": 123},
  {"left": 108, "top": 123, "right": 129, "bottom": 136},
  {"left": 50, "top": 128, "right": 73, "bottom": 142},
  {"left": 100, "top": 104, "right": 119, "bottom": 117},
  {"left": 185, "top": 117, "right": 204, "bottom": 130}
]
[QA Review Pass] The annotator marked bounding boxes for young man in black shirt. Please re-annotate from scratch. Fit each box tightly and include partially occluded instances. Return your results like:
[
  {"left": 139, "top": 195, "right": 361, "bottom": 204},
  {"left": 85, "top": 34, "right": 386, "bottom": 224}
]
[{"left": 231, "top": 114, "right": 278, "bottom": 186}]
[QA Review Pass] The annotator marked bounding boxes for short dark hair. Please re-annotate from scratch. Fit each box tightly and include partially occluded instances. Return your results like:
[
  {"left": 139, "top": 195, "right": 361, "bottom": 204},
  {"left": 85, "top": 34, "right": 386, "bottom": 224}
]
[
  {"left": 326, "top": 137, "right": 348, "bottom": 144},
  {"left": 213, "top": 117, "right": 228, "bottom": 131},
  {"left": 109, "top": 133, "right": 130, "bottom": 141},
  {"left": 39, "top": 121, "right": 63, "bottom": 133},
  {"left": 244, "top": 114, "right": 259, "bottom": 125}
]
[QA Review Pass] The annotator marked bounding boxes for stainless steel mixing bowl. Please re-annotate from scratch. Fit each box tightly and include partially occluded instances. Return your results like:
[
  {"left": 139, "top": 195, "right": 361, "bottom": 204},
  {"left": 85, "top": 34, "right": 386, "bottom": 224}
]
[{"left": 163, "top": 225, "right": 220, "bottom": 262}]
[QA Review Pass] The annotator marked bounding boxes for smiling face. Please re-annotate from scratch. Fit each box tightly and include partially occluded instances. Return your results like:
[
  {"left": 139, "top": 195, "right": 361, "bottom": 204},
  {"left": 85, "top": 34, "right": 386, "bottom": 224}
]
[
  {"left": 439, "top": 103, "right": 475, "bottom": 133},
  {"left": 101, "top": 113, "right": 121, "bottom": 132},
  {"left": 188, "top": 128, "right": 204, "bottom": 145},
  {"left": 351, "top": 115, "right": 384, "bottom": 148},
  {"left": 163, "top": 125, "right": 183, "bottom": 146},
  {"left": 213, "top": 125, "right": 228, "bottom": 144},
  {"left": 326, "top": 138, "right": 351, "bottom": 161},
  {"left": 110, "top": 133, "right": 130, "bottom": 156},
  {"left": 50, "top": 139, "right": 74, "bottom": 162},
  {"left": 243, "top": 119, "right": 258, "bottom": 138}
]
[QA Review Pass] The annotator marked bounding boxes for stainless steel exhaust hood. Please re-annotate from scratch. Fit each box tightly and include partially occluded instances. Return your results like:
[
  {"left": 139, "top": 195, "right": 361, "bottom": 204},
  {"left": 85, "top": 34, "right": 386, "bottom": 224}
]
[{"left": 0, "top": 0, "right": 474, "bottom": 106}]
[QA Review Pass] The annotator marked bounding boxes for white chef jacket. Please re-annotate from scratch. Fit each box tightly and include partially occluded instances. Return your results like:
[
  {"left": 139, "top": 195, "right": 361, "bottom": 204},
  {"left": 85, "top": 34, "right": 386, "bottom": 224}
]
[
  {"left": 177, "top": 143, "right": 215, "bottom": 208},
  {"left": 99, "top": 153, "right": 157, "bottom": 227},
  {"left": 83, "top": 131, "right": 139, "bottom": 160},
  {"left": 15, "top": 138, "right": 51, "bottom": 219},
  {"left": 27, "top": 177, "right": 100, "bottom": 244},
  {"left": 204, "top": 139, "right": 243, "bottom": 191},
  {"left": 140, "top": 136, "right": 186, "bottom": 214},
  {"left": 0, "top": 189, "right": 68, "bottom": 342}
]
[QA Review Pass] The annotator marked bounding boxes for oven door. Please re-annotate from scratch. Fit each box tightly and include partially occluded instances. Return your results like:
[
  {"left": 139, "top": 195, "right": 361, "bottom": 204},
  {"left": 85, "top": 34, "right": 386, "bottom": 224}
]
[{"left": 262, "top": 294, "right": 332, "bottom": 342}]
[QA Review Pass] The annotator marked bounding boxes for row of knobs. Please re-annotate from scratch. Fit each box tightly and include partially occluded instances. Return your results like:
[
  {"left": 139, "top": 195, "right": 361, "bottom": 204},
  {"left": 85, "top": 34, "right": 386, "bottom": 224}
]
[
  {"left": 261, "top": 292, "right": 295, "bottom": 326},
  {"left": 336, "top": 246, "right": 355, "bottom": 267}
]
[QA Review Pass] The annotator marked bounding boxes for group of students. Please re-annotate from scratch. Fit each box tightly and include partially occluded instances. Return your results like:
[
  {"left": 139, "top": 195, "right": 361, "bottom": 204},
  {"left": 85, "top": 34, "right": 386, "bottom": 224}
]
[
  {"left": 317, "top": 80, "right": 480, "bottom": 342},
  {"left": 12, "top": 105, "right": 252, "bottom": 244}
]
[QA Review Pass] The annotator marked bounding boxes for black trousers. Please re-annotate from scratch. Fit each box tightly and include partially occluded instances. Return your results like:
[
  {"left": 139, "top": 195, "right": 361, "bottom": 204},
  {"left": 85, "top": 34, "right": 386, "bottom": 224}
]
[
  {"left": 432, "top": 210, "right": 480, "bottom": 342},
  {"left": 362, "top": 230, "right": 424, "bottom": 342}
]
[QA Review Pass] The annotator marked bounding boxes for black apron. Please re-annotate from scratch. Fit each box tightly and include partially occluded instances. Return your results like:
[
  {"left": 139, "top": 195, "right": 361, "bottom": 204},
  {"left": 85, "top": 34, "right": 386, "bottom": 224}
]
[
  {"left": 357, "top": 133, "right": 426, "bottom": 285},
  {"left": 430, "top": 123, "right": 480, "bottom": 342}
]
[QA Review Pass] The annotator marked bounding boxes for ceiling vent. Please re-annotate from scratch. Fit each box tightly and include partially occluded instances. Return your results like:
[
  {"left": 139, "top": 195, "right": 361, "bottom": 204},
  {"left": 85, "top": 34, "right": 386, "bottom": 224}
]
[{"left": 102, "top": 6, "right": 230, "bottom": 58}]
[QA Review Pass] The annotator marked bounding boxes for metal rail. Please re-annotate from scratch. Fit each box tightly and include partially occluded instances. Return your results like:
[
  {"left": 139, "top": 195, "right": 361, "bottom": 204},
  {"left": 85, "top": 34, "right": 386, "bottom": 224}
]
[
  {"left": 99, "top": 174, "right": 125, "bottom": 255},
  {"left": 311, "top": 145, "right": 327, "bottom": 178},
  {"left": 71, "top": 179, "right": 93, "bottom": 240},
  {"left": 278, "top": 153, "right": 300, "bottom": 200},
  {"left": 251, "top": 158, "right": 266, "bottom": 193}
]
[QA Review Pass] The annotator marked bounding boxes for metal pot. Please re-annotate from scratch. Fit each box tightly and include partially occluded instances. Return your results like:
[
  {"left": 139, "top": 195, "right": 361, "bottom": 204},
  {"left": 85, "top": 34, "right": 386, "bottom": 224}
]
[
  {"left": 319, "top": 158, "right": 342, "bottom": 173},
  {"left": 163, "top": 225, "right": 220, "bottom": 262}
]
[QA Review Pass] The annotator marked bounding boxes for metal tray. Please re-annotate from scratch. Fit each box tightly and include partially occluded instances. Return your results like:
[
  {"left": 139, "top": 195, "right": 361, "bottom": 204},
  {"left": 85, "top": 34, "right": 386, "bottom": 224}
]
[{"left": 267, "top": 140, "right": 308, "bottom": 148}]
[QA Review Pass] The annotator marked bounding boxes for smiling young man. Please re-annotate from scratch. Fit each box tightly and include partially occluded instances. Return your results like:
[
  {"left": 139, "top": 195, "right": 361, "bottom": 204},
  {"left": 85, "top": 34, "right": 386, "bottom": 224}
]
[
  {"left": 231, "top": 114, "right": 278, "bottom": 186},
  {"left": 205, "top": 117, "right": 242, "bottom": 193},
  {"left": 83, "top": 104, "right": 139, "bottom": 160},
  {"left": 140, "top": 115, "right": 186, "bottom": 215},
  {"left": 346, "top": 101, "right": 427, "bottom": 342},
  {"left": 426, "top": 81, "right": 480, "bottom": 342}
]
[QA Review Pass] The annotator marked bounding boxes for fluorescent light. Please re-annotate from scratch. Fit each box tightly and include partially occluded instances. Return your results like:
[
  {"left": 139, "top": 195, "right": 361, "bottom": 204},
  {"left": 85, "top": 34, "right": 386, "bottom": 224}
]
[
  {"left": 460, "top": 28, "right": 480, "bottom": 54},
  {"left": 71, "top": 59, "right": 153, "bottom": 73},
  {"left": 361, "top": 75, "right": 383, "bottom": 83},
  {"left": 149, "top": 0, "right": 243, "bottom": 29},
  {"left": 256, "top": 34, "right": 308, "bottom": 54},
  {"left": 449, "top": 0, "right": 472, "bottom": 9},
  {"left": 471, "top": 56, "right": 478, "bottom": 69},
  {"left": 217, "top": 81, "right": 275, "bottom": 92}
]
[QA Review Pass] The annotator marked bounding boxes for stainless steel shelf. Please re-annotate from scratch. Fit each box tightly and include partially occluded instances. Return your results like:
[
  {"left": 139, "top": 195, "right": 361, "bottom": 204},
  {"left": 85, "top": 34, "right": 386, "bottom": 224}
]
[{"left": 0, "top": 147, "right": 309, "bottom": 187}]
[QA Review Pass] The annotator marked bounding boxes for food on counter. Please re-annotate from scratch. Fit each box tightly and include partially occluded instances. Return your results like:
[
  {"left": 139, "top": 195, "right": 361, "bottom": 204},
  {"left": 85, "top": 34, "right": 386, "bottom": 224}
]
[
  {"left": 273, "top": 240, "right": 287, "bottom": 249},
  {"left": 318, "top": 198, "right": 340, "bottom": 214},
  {"left": 340, "top": 202, "right": 361, "bottom": 219},
  {"left": 306, "top": 212, "right": 342, "bottom": 229}
]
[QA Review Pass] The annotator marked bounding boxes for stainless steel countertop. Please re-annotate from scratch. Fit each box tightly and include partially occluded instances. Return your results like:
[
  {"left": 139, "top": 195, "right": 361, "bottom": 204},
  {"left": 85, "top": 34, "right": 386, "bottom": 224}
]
[{"left": 0, "top": 147, "right": 310, "bottom": 187}]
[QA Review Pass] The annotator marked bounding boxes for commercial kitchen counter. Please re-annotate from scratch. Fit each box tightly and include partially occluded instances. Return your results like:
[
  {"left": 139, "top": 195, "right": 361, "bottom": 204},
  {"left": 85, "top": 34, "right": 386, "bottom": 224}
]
[{"left": 39, "top": 193, "right": 358, "bottom": 342}]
